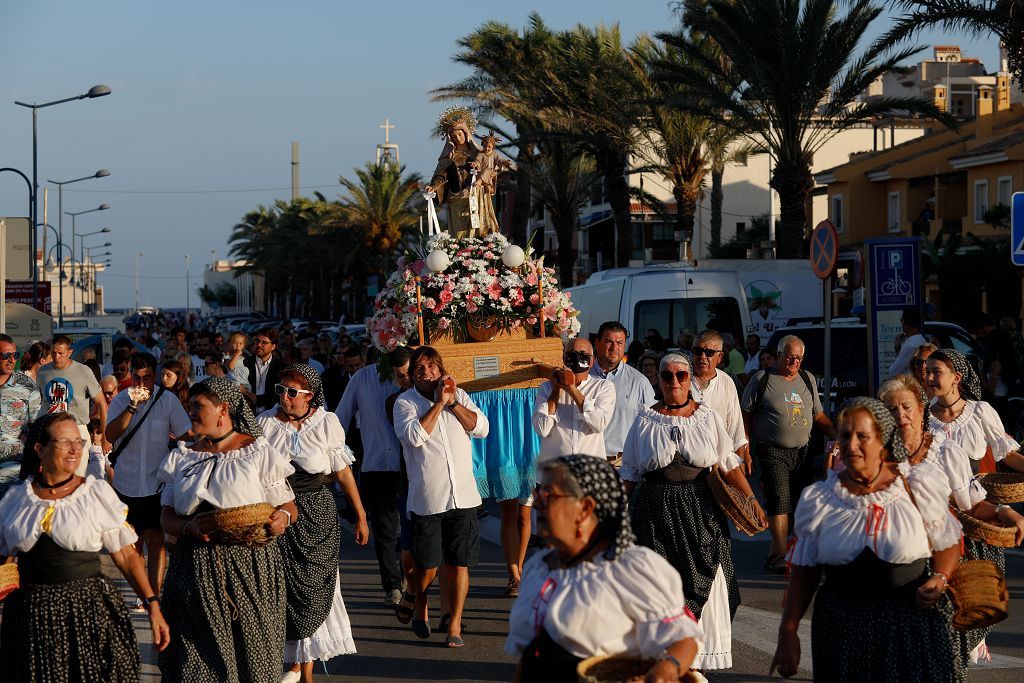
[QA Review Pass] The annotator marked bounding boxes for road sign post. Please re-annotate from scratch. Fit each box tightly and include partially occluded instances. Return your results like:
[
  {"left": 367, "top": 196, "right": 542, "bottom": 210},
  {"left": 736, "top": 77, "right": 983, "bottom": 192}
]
[
  {"left": 1012, "top": 192, "right": 1024, "bottom": 266},
  {"left": 811, "top": 220, "right": 839, "bottom": 414},
  {"left": 864, "top": 237, "right": 923, "bottom": 395}
]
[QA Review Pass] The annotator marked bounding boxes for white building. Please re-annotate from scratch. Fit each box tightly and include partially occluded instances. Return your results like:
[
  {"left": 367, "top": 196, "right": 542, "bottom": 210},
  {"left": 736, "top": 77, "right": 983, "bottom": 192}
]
[{"left": 201, "top": 259, "right": 264, "bottom": 316}]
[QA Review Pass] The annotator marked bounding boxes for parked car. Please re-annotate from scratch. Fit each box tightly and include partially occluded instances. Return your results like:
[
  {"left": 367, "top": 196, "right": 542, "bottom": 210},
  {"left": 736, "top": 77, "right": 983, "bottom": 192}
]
[
  {"left": 69, "top": 333, "right": 151, "bottom": 367},
  {"left": 764, "top": 320, "right": 982, "bottom": 411}
]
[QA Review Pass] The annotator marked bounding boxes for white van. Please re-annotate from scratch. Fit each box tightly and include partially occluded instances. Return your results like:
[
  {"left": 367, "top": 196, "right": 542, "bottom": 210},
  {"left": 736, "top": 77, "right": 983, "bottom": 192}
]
[{"left": 567, "top": 265, "right": 753, "bottom": 347}]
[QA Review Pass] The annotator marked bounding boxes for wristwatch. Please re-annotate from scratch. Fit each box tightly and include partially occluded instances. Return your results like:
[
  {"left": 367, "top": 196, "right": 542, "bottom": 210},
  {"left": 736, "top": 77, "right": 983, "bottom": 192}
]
[{"left": 144, "top": 595, "right": 160, "bottom": 608}]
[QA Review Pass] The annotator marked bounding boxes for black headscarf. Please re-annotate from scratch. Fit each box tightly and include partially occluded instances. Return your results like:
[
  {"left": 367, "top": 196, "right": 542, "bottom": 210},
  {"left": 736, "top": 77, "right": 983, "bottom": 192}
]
[
  {"left": 843, "top": 397, "right": 911, "bottom": 463},
  {"left": 283, "top": 363, "right": 325, "bottom": 409},
  {"left": 201, "top": 376, "right": 262, "bottom": 438},
  {"left": 938, "top": 348, "right": 983, "bottom": 402},
  {"left": 555, "top": 455, "right": 635, "bottom": 560}
]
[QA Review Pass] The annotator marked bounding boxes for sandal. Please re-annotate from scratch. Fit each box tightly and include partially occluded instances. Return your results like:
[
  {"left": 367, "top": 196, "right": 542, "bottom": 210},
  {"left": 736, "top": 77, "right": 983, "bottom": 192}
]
[
  {"left": 445, "top": 634, "right": 465, "bottom": 648},
  {"left": 439, "top": 613, "right": 469, "bottom": 634},
  {"left": 504, "top": 578, "right": 520, "bottom": 598},
  {"left": 411, "top": 619, "right": 431, "bottom": 639},
  {"left": 395, "top": 591, "right": 416, "bottom": 625},
  {"left": 763, "top": 555, "right": 787, "bottom": 574}
]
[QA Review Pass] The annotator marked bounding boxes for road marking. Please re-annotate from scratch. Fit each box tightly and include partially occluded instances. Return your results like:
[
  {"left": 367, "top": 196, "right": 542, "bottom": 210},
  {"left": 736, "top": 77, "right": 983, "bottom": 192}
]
[{"left": 732, "top": 605, "right": 811, "bottom": 673}]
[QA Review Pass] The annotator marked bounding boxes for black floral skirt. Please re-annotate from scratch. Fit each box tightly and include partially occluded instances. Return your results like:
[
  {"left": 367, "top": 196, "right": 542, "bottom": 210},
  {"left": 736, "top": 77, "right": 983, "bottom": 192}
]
[
  {"left": 158, "top": 537, "right": 286, "bottom": 683},
  {"left": 630, "top": 475, "right": 739, "bottom": 620},
  {"left": 280, "top": 486, "right": 340, "bottom": 641},
  {"left": 0, "top": 575, "right": 140, "bottom": 683},
  {"left": 811, "top": 583, "right": 954, "bottom": 682}
]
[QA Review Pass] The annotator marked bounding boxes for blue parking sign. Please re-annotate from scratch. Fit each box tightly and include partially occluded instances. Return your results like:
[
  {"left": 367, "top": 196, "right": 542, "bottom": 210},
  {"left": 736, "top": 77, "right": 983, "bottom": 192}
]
[{"left": 1013, "top": 192, "right": 1024, "bottom": 266}]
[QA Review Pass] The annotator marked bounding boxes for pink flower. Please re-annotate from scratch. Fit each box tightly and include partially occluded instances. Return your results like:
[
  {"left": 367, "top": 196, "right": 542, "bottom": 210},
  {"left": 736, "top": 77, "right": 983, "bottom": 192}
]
[
  {"left": 439, "top": 289, "right": 453, "bottom": 305},
  {"left": 466, "top": 301, "right": 478, "bottom": 313},
  {"left": 487, "top": 281, "right": 503, "bottom": 300},
  {"left": 529, "top": 294, "right": 540, "bottom": 305},
  {"left": 423, "top": 297, "right": 436, "bottom": 309},
  {"left": 411, "top": 259, "right": 426, "bottom": 276},
  {"left": 438, "top": 317, "right": 451, "bottom": 329},
  {"left": 526, "top": 272, "right": 538, "bottom": 286}
]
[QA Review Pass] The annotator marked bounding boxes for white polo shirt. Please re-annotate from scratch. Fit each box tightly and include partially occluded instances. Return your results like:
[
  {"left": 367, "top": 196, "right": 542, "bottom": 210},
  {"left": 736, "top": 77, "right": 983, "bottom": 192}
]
[
  {"left": 393, "top": 387, "right": 488, "bottom": 516},
  {"left": 108, "top": 387, "right": 192, "bottom": 497},
  {"left": 532, "top": 376, "right": 616, "bottom": 462},
  {"left": 690, "top": 368, "right": 748, "bottom": 452}
]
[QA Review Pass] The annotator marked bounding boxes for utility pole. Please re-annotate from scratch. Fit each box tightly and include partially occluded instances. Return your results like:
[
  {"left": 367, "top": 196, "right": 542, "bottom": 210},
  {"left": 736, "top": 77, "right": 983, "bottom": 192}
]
[
  {"left": 291, "top": 141, "right": 300, "bottom": 201},
  {"left": 185, "top": 254, "right": 190, "bottom": 320},
  {"left": 135, "top": 251, "right": 143, "bottom": 312}
]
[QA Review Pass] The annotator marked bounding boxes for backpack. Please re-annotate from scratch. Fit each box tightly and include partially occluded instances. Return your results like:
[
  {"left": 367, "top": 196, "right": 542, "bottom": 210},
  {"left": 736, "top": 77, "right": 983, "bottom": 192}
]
[{"left": 751, "top": 368, "right": 817, "bottom": 415}]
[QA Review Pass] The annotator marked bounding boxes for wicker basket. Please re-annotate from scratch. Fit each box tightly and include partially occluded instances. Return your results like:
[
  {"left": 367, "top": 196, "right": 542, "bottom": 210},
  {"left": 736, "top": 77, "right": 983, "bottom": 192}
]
[
  {"left": 707, "top": 466, "right": 767, "bottom": 536},
  {"left": 577, "top": 654, "right": 700, "bottom": 682},
  {"left": 955, "top": 509, "right": 1018, "bottom": 548},
  {"left": 195, "top": 503, "right": 276, "bottom": 547},
  {"left": 0, "top": 563, "right": 19, "bottom": 601},
  {"left": 976, "top": 472, "right": 1024, "bottom": 504},
  {"left": 948, "top": 559, "right": 1009, "bottom": 632}
]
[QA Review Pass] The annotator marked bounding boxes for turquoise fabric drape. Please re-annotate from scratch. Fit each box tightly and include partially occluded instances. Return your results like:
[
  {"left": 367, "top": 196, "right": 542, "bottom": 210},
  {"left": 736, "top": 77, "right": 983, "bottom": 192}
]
[{"left": 469, "top": 388, "right": 539, "bottom": 501}]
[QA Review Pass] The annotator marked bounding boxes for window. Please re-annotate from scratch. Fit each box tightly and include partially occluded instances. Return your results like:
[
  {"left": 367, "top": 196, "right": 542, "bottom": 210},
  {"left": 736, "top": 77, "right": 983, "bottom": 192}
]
[
  {"left": 633, "top": 297, "right": 743, "bottom": 350},
  {"left": 974, "top": 180, "right": 989, "bottom": 223},
  {"left": 736, "top": 222, "right": 746, "bottom": 233},
  {"left": 652, "top": 223, "right": 674, "bottom": 241},
  {"left": 830, "top": 195, "right": 844, "bottom": 233},
  {"left": 887, "top": 192, "right": 901, "bottom": 232},
  {"left": 997, "top": 176, "right": 1013, "bottom": 207}
]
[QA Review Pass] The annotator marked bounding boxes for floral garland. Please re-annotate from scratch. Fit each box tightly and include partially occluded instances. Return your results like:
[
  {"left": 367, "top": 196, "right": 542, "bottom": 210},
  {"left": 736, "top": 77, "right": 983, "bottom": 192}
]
[{"left": 369, "top": 232, "right": 580, "bottom": 352}]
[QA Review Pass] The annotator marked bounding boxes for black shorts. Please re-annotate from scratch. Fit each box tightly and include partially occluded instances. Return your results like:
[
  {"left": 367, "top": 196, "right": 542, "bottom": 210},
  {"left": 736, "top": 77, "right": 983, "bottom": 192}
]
[
  {"left": 116, "top": 491, "right": 164, "bottom": 533},
  {"left": 756, "top": 441, "right": 812, "bottom": 516},
  {"left": 411, "top": 507, "right": 480, "bottom": 569}
]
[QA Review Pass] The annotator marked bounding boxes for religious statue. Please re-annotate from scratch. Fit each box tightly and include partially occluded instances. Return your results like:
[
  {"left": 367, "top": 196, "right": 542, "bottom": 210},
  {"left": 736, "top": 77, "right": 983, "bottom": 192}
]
[{"left": 425, "top": 107, "right": 499, "bottom": 237}]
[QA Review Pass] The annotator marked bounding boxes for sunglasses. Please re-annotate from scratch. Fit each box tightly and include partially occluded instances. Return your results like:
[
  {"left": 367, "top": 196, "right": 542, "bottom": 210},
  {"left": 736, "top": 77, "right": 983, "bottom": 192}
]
[
  {"left": 0, "top": 352, "right": 18, "bottom": 361},
  {"left": 691, "top": 347, "right": 721, "bottom": 358},
  {"left": 660, "top": 370, "right": 689, "bottom": 383},
  {"left": 275, "top": 384, "right": 312, "bottom": 399}
]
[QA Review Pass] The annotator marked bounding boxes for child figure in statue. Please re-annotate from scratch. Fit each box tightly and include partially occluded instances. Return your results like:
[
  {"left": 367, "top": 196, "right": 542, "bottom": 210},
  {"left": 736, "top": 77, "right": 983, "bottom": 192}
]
[{"left": 469, "top": 131, "right": 513, "bottom": 235}]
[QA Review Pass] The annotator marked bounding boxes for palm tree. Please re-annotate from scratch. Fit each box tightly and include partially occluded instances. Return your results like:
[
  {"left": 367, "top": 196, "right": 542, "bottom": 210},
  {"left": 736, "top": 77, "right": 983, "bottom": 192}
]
[
  {"left": 657, "top": 0, "right": 956, "bottom": 257},
  {"left": 882, "top": 1, "right": 1023, "bottom": 83}
]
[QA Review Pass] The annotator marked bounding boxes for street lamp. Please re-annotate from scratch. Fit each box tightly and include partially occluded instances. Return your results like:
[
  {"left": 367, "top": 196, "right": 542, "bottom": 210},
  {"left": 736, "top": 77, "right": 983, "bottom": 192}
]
[
  {"left": 64, "top": 205, "right": 109, "bottom": 314},
  {"left": 49, "top": 169, "right": 109, "bottom": 324},
  {"left": 15, "top": 85, "right": 112, "bottom": 306}
]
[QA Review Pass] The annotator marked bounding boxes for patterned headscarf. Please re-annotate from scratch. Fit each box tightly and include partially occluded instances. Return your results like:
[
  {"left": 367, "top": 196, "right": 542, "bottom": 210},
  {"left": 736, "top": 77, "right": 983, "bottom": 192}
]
[
  {"left": 201, "top": 376, "right": 262, "bottom": 438},
  {"left": 283, "top": 363, "right": 325, "bottom": 409},
  {"left": 937, "top": 348, "right": 983, "bottom": 401},
  {"left": 842, "top": 397, "right": 911, "bottom": 462},
  {"left": 555, "top": 455, "right": 635, "bottom": 560}
]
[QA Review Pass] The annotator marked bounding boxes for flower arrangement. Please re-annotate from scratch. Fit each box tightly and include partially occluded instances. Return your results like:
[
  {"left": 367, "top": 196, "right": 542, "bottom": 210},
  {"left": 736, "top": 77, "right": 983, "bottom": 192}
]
[{"left": 369, "top": 232, "right": 580, "bottom": 352}]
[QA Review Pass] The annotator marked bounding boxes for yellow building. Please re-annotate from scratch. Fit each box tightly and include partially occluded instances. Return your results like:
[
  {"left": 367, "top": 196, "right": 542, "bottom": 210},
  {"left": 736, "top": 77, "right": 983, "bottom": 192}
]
[{"left": 815, "top": 85, "right": 1024, "bottom": 247}]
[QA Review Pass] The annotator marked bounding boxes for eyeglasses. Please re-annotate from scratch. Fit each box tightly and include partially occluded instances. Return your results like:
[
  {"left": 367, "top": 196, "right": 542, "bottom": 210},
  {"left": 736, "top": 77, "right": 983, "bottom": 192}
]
[
  {"left": 660, "top": 370, "right": 689, "bottom": 383},
  {"left": 691, "top": 347, "right": 721, "bottom": 358},
  {"left": 0, "top": 352, "right": 17, "bottom": 361},
  {"left": 533, "top": 484, "right": 576, "bottom": 507},
  {"left": 275, "top": 384, "right": 312, "bottom": 399},
  {"left": 783, "top": 354, "right": 804, "bottom": 362},
  {"left": 50, "top": 438, "right": 85, "bottom": 453}
]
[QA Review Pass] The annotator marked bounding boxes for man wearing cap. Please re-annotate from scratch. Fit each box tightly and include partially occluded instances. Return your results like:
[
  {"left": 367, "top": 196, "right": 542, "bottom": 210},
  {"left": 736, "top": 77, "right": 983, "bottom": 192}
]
[{"left": 589, "top": 321, "right": 654, "bottom": 466}]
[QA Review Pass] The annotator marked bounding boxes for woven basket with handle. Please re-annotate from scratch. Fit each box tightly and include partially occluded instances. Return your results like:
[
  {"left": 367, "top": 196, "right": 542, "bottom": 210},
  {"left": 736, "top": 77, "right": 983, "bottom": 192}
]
[
  {"left": 955, "top": 509, "right": 1018, "bottom": 548},
  {"left": 976, "top": 472, "right": 1024, "bottom": 504},
  {"left": 948, "top": 559, "right": 1009, "bottom": 632},
  {"left": 195, "top": 503, "right": 276, "bottom": 547},
  {"left": 0, "top": 563, "right": 19, "bottom": 601},
  {"left": 577, "top": 654, "right": 700, "bottom": 682},
  {"left": 707, "top": 466, "right": 767, "bottom": 536}
]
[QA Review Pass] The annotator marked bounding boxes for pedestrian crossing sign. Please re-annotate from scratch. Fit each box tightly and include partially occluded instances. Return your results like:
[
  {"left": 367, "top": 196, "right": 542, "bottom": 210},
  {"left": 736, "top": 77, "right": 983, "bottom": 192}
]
[{"left": 1012, "top": 192, "right": 1024, "bottom": 266}]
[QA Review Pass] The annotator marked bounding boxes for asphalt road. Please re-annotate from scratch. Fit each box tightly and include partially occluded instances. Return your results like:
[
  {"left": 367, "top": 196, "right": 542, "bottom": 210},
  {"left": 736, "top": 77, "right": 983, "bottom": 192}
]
[{"left": 117, "top": 509, "right": 1024, "bottom": 682}]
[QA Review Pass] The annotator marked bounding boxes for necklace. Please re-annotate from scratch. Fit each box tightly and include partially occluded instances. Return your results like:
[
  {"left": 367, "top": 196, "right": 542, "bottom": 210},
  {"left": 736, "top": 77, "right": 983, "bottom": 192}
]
[
  {"left": 663, "top": 397, "right": 691, "bottom": 410},
  {"left": 284, "top": 406, "right": 312, "bottom": 423},
  {"left": 847, "top": 465, "right": 886, "bottom": 491},
  {"left": 207, "top": 429, "right": 235, "bottom": 444},
  {"left": 936, "top": 392, "right": 964, "bottom": 409},
  {"left": 34, "top": 473, "right": 75, "bottom": 490}
]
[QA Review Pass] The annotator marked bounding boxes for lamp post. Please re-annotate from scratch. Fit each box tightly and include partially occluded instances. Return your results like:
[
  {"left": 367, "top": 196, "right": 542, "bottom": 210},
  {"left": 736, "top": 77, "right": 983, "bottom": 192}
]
[
  {"left": 185, "top": 254, "right": 191, "bottom": 325},
  {"left": 135, "top": 252, "right": 144, "bottom": 312},
  {"left": 63, "top": 208, "right": 109, "bottom": 315},
  {"left": 49, "top": 170, "right": 109, "bottom": 324},
  {"left": 0, "top": 167, "right": 33, "bottom": 326},
  {"left": 15, "top": 86, "right": 111, "bottom": 308}
]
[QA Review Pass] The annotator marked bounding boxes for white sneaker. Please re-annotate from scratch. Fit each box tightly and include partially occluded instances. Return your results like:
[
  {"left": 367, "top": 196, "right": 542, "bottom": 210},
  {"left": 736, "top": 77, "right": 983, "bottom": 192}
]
[
  {"left": 385, "top": 588, "right": 402, "bottom": 606},
  {"left": 280, "top": 670, "right": 301, "bottom": 683},
  {"left": 129, "top": 599, "right": 146, "bottom": 614}
]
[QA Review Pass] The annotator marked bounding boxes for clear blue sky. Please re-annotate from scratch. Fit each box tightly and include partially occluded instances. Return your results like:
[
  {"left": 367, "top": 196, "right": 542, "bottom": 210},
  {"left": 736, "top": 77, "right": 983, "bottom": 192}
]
[{"left": 0, "top": 1, "right": 1000, "bottom": 310}]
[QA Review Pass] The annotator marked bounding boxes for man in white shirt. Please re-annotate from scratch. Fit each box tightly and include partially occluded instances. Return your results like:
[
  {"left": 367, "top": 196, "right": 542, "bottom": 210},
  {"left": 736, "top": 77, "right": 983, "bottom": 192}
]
[
  {"left": 336, "top": 348, "right": 407, "bottom": 605},
  {"left": 689, "top": 330, "right": 751, "bottom": 473},
  {"left": 533, "top": 337, "right": 616, "bottom": 462},
  {"left": 393, "top": 346, "right": 488, "bottom": 646},
  {"left": 105, "top": 352, "right": 191, "bottom": 600},
  {"left": 888, "top": 307, "right": 927, "bottom": 378},
  {"left": 590, "top": 321, "right": 654, "bottom": 465}
]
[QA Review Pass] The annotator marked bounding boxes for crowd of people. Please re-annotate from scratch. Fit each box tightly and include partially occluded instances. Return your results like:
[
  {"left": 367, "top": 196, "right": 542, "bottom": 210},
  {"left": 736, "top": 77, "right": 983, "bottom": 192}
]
[{"left": 0, "top": 305, "right": 1022, "bottom": 682}]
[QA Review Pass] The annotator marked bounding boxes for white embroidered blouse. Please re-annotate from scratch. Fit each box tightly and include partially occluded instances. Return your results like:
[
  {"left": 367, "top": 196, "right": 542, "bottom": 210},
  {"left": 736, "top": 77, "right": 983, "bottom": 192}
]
[
  {"left": 506, "top": 545, "right": 703, "bottom": 660},
  {"left": 620, "top": 405, "right": 743, "bottom": 483},
  {"left": 258, "top": 407, "right": 354, "bottom": 474},
  {"left": 0, "top": 476, "right": 137, "bottom": 556},
  {"left": 157, "top": 436, "right": 295, "bottom": 516},
  {"left": 928, "top": 399, "right": 1018, "bottom": 464},
  {"left": 912, "top": 431, "right": 987, "bottom": 512},
  {"left": 790, "top": 463, "right": 961, "bottom": 567}
]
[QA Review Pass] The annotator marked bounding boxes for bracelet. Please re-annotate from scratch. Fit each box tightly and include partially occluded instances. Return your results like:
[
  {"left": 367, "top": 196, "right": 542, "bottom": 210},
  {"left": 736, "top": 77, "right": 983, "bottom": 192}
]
[
  {"left": 658, "top": 650, "right": 682, "bottom": 675},
  {"left": 932, "top": 570, "right": 950, "bottom": 588},
  {"left": 127, "top": 404, "right": 138, "bottom": 414},
  {"left": 995, "top": 504, "right": 1011, "bottom": 518},
  {"left": 278, "top": 508, "right": 292, "bottom": 525},
  {"left": 144, "top": 595, "right": 160, "bottom": 609}
]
